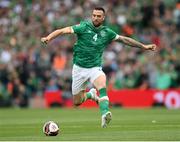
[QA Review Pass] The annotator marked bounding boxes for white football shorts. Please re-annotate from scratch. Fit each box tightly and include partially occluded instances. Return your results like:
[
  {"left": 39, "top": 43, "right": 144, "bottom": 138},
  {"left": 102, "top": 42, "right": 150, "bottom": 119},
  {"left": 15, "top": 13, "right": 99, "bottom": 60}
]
[{"left": 72, "top": 64, "right": 105, "bottom": 95}]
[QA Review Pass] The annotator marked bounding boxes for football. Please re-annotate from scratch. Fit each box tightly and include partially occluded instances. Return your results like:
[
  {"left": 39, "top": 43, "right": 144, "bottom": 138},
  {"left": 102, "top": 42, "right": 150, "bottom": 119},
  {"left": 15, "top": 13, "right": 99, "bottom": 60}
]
[{"left": 43, "top": 121, "right": 59, "bottom": 136}]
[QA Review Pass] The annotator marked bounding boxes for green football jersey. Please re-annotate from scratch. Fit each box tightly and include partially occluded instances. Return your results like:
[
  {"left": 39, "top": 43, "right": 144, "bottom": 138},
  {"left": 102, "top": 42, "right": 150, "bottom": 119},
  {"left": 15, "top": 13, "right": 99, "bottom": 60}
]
[{"left": 72, "top": 20, "right": 118, "bottom": 68}]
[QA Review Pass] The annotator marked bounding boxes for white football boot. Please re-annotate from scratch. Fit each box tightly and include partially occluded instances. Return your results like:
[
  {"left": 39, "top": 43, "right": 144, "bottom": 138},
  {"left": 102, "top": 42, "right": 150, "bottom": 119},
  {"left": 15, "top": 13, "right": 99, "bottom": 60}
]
[
  {"left": 89, "top": 88, "right": 99, "bottom": 104},
  {"left": 101, "top": 111, "right": 112, "bottom": 128}
]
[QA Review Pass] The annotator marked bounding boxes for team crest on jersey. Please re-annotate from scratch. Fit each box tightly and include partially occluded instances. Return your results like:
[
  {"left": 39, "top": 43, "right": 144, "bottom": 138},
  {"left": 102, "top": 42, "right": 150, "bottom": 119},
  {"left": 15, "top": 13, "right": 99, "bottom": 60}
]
[{"left": 100, "top": 31, "right": 106, "bottom": 37}]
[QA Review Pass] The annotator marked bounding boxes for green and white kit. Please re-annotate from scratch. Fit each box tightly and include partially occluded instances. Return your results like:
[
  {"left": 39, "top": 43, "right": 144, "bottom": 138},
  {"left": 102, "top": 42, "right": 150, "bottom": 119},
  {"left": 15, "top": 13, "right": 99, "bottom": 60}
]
[{"left": 71, "top": 20, "right": 118, "bottom": 95}]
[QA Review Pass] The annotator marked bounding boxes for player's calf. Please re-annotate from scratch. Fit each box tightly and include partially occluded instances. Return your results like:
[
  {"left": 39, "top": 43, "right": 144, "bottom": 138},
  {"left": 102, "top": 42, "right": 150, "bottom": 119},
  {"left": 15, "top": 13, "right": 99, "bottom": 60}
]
[
  {"left": 73, "top": 99, "right": 82, "bottom": 106},
  {"left": 73, "top": 91, "right": 85, "bottom": 106},
  {"left": 73, "top": 89, "right": 99, "bottom": 106}
]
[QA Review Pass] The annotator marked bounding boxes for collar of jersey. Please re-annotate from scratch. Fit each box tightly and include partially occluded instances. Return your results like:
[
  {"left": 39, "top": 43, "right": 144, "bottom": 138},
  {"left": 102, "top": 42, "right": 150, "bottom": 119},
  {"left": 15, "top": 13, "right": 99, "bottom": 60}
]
[{"left": 88, "top": 21, "right": 104, "bottom": 32}]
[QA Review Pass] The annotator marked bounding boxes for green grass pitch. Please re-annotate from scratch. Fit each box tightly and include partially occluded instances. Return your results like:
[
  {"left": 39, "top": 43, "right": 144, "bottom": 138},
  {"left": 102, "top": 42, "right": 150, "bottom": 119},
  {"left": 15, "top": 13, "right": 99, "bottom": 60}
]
[{"left": 0, "top": 108, "right": 180, "bottom": 141}]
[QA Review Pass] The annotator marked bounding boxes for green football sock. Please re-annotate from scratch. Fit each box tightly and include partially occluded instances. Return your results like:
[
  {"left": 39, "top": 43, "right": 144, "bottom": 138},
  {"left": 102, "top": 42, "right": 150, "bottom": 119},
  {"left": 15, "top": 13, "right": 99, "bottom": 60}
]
[
  {"left": 85, "top": 92, "right": 92, "bottom": 99},
  {"left": 81, "top": 92, "right": 92, "bottom": 103},
  {"left": 99, "top": 88, "right": 109, "bottom": 115}
]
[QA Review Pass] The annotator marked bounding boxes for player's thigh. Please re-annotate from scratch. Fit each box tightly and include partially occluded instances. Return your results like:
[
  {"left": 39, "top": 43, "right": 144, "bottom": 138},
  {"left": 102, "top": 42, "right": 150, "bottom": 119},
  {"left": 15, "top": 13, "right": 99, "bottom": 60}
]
[
  {"left": 90, "top": 67, "right": 106, "bottom": 90},
  {"left": 72, "top": 64, "right": 88, "bottom": 95}
]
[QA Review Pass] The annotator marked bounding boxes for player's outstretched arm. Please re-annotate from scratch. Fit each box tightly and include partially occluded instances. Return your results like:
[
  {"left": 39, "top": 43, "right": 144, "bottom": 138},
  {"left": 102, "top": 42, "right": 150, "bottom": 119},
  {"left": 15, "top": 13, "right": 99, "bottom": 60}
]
[
  {"left": 116, "top": 35, "right": 156, "bottom": 51},
  {"left": 41, "top": 27, "right": 73, "bottom": 44}
]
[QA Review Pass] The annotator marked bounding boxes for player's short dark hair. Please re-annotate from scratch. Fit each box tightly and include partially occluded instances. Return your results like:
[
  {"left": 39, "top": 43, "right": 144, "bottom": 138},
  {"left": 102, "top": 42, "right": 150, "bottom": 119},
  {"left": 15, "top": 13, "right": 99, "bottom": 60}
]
[{"left": 93, "top": 7, "right": 105, "bottom": 14}]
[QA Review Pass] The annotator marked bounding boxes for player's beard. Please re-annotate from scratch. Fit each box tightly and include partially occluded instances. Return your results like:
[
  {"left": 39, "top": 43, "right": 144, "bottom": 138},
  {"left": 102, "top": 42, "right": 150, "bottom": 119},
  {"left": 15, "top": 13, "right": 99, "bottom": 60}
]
[{"left": 93, "top": 21, "right": 102, "bottom": 27}]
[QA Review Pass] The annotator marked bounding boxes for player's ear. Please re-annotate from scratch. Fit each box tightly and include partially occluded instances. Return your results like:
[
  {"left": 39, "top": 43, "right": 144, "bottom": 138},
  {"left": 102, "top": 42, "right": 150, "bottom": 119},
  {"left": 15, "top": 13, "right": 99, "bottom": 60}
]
[{"left": 102, "top": 15, "right": 105, "bottom": 21}]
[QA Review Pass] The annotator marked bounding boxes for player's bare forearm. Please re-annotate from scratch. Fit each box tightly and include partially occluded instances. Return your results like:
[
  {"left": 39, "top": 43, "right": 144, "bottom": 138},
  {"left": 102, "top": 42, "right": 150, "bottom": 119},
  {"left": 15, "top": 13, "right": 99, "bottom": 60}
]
[
  {"left": 118, "top": 36, "right": 144, "bottom": 48},
  {"left": 41, "top": 27, "right": 73, "bottom": 44},
  {"left": 117, "top": 35, "right": 156, "bottom": 51}
]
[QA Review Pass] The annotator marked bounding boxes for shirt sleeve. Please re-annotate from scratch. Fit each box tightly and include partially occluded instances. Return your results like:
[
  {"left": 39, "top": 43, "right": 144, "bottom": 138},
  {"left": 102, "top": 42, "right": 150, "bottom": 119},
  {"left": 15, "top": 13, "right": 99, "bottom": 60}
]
[
  {"left": 107, "top": 28, "right": 118, "bottom": 42},
  {"left": 114, "top": 35, "right": 120, "bottom": 41},
  {"left": 71, "top": 21, "right": 86, "bottom": 34}
]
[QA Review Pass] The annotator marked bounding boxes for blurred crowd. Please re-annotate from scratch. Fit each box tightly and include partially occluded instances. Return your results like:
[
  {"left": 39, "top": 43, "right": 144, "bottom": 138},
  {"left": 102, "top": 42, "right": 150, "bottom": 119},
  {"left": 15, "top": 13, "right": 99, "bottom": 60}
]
[{"left": 0, "top": 0, "right": 180, "bottom": 107}]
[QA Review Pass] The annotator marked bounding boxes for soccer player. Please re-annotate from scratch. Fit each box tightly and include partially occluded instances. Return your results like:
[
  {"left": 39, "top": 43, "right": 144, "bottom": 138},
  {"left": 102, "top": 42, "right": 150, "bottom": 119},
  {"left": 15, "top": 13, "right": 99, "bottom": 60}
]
[{"left": 41, "top": 7, "right": 156, "bottom": 128}]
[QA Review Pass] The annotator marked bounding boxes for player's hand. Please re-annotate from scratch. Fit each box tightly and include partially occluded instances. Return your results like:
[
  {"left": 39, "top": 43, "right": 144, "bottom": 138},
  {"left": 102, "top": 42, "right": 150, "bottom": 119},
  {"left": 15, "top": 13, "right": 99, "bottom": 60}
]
[
  {"left": 143, "top": 44, "right": 156, "bottom": 51},
  {"left": 41, "top": 37, "right": 49, "bottom": 44}
]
